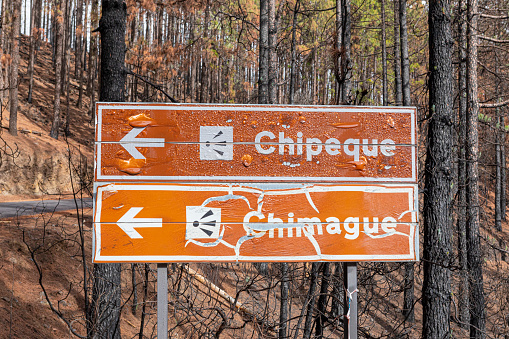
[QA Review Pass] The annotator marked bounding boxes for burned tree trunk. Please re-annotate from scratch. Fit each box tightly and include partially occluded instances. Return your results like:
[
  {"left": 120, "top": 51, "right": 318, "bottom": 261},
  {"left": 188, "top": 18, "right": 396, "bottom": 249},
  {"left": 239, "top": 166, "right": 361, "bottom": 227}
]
[
  {"left": 422, "top": 0, "right": 454, "bottom": 335},
  {"left": 91, "top": 1, "right": 126, "bottom": 338}
]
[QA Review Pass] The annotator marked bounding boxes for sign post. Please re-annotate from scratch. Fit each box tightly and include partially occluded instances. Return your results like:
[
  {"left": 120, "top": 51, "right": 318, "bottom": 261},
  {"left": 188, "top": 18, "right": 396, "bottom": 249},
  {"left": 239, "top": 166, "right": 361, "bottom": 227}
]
[
  {"left": 93, "top": 103, "right": 418, "bottom": 338},
  {"left": 157, "top": 263, "right": 168, "bottom": 339},
  {"left": 344, "top": 262, "right": 358, "bottom": 339}
]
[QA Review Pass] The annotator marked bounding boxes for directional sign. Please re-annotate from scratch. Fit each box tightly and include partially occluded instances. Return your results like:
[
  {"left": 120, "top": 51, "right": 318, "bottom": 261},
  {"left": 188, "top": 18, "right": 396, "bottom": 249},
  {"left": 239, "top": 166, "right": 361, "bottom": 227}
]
[
  {"left": 95, "top": 103, "right": 417, "bottom": 183},
  {"left": 93, "top": 183, "right": 418, "bottom": 263}
]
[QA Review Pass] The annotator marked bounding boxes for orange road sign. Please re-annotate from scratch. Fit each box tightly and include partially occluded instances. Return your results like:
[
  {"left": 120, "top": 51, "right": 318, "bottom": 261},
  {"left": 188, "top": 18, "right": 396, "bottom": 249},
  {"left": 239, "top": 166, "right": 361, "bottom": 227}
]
[
  {"left": 95, "top": 103, "right": 417, "bottom": 183},
  {"left": 93, "top": 183, "right": 418, "bottom": 263}
]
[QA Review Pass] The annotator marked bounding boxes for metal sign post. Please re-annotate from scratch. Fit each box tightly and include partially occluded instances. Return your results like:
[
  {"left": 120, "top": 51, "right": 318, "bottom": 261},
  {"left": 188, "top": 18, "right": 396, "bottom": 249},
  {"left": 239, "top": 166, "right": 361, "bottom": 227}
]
[
  {"left": 344, "top": 262, "right": 358, "bottom": 338},
  {"left": 157, "top": 264, "right": 168, "bottom": 339}
]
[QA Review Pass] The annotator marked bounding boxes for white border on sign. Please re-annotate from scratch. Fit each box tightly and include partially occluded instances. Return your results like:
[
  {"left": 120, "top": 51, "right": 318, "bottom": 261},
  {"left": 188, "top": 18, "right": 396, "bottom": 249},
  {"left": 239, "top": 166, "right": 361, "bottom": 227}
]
[
  {"left": 95, "top": 103, "right": 417, "bottom": 183},
  {"left": 93, "top": 183, "right": 418, "bottom": 262}
]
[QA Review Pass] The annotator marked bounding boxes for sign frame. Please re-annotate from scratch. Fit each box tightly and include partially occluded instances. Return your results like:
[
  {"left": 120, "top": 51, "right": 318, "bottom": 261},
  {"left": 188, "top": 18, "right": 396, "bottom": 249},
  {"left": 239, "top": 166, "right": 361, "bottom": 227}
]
[
  {"left": 93, "top": 183, "right": 419, "bottom": 263},
  {"left": 94, "top": 103, "right": 417, "bottom": 183}
]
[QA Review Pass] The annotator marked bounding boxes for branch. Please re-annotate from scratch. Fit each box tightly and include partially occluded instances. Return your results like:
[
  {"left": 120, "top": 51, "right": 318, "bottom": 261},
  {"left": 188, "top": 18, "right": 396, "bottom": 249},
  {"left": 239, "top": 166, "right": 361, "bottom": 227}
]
[
  {"left": 481, "top": 234, "right": 509, "bottom": 254},
  {"left": 480, "top": 13, "right": 509, "bottom": 19},
  {"left": 479, "top": 98, "right": 509, "bottom": 108},
  {"left": 23, "top": 231, "right": 87, "bottom": 338},
  {"left": 125, "top": 68, "right": 178, "bottom": 103},
  {"left": 478, "top": 35, "right": 509, "bottom": 44}
]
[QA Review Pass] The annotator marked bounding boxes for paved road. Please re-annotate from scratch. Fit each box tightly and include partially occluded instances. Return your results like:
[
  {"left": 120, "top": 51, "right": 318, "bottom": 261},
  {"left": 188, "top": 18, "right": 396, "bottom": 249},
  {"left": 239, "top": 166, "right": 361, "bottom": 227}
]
[{"left": 0, "top": 198, "right": 93, "bottom": 219}]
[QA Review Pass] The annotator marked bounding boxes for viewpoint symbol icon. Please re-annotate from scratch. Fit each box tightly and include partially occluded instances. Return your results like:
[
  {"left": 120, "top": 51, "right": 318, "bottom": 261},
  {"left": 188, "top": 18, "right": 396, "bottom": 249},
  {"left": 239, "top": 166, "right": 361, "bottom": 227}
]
[
  {"left": 186, "top": 206, "right": 221, "bottom": 239},
  {"left": 200, "top": 126, "right": 234, "bottom": 160}
]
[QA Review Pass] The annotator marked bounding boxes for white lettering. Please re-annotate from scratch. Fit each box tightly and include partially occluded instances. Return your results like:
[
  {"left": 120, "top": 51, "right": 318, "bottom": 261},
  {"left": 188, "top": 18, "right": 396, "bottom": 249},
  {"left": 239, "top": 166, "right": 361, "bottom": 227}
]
[
  {"left": 344, "top": 139, "right": 360, "bottom": 161},
  {"left": 306, "top": 138, "right": 322, "bottom": 161},
  {"left": 363, "top": 217, "right": 379, "bottom": 234},
  {"left": 243, "top": 211, "right": 266, "bottom": 237},
  {"left": 298, "top": 217, "right": 321, "bottom": 235},
  {"left": 381, "top": 217, "right": 397, "bottom": 233},
  {"left": 326, "top": 217, "right": 341, "bottom": 234},
  {"left": 344, "top": 217, "right": 360, "bottom": 239},
  {"left": 268, "top": 213, "right": 284, "bottom": 238},
  {"left": 255, "top": 131, "right": 275, "bottom": 154},
  {"left": 380, "top": 139, "right": 396, "bottom": 156},
  {"left": 297, "top": 132, "right": 304, "bottom": 155},
  {"left": 362, "top": 139, "right": 377, "bottom": 157},
  {"left": 255, "top": 131, "right": 395, "bottom": 162},
  {"left": 242, "top": 211, "right": 399, "bottom": 240},
  {"left": 325, "top": 138, "right": 341, "bottom": 155},
  {"left": 279, "top": 132, "right": 295, "bottom": 155}
]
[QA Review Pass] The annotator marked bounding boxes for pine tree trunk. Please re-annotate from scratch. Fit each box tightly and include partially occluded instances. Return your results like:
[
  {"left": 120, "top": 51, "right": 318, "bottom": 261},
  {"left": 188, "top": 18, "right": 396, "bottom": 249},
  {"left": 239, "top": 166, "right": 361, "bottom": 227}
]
[
  {"left": 279, "top": 263, "right": 289, "bottom": 339},
  {"left": 340, "top": 0, "right": 351, "bottom": 103},
  {"left": 334, "top": 0, "right": 342, "bottom": 104},
  {"left": 456, "top": 0, "right": 469, "bottom": 327},
  {"left": 495, "top": 79, "right": 502, "bottom": 231},
  {"left": 380, "top": 0, "right": 387, "bottom": 105},
  {"left": 422, "top": 0, "right": 454, "bottom": 336},
  {"left": 0, "top": 0, "right": 4, "bottom": 103},
  {"left": 50, "top": 0, "right": 65, "bottom": 139},
  {"left": 399, "top": 0, "right": 414, "bottom": 322},
  {"left": 268, "top": 0, "right": 277, "bottom": 104},
  {"left": 76, "top": 0, "right": 85, "bottom": 108},
  {"left": 315, "top": 263, "right": 330, "bottom": 338},
  {"left": 393, "top": 0, "right": 402, "bottom": 105},
  {"left": 302, "top": 262, "right": 319, "bottom": 339},
  {"left": 8, "top": 0, "right": 21, "bottom": 136},
  {"left": 259, "top": 0, "right": 269, "bottom": 104},
  {"left": 91, "top": 1, "right": 126, "bottom": 338},
  {"left": 288, "top": 0, "right": 299, "bottom": 104},
  {"left": 27, "top": 0, "right": 42, "bottom": 104},
  {"left": 502, "top": 137, "right": 506, "bottom": 220},
  {"left": 466, "top": 0, "right": 485, "bottom": 335}
]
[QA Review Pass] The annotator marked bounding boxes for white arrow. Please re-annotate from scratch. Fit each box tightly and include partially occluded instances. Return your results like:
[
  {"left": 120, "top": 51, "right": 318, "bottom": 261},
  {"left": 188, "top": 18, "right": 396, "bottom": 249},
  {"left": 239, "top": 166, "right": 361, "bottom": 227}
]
[
  {"left": 120, "top": 127, "right": 165, "bottom": 159},
  {"left": 116, "top": 207, "right": 163, "bottom": 239}
]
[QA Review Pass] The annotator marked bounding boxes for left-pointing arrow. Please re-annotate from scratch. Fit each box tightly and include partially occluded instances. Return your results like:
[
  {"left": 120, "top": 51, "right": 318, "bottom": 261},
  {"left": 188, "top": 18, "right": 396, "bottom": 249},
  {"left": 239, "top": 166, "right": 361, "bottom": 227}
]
[
  {"left": 116, "top": 207, "right": 163, "bottom": 239},
  {"left": 120, "top": 127, "right": 165, "bottom": 159}
]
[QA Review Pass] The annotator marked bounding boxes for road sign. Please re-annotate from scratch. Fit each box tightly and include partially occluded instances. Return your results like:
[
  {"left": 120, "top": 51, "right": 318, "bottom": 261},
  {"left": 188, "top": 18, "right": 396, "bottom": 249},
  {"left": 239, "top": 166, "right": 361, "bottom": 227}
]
[
  {"left": 93, "top": 183, "right": 418, "bottom": 263},
  {"left": 95, "top": 103, "right": 417, "bottom": 183}
]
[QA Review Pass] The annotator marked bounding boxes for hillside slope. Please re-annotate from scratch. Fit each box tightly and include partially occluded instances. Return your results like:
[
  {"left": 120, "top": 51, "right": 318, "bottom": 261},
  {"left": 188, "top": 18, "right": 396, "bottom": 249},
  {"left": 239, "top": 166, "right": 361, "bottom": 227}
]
[{"left": 0, "top": 36, "right": 93, "bottom": 199}]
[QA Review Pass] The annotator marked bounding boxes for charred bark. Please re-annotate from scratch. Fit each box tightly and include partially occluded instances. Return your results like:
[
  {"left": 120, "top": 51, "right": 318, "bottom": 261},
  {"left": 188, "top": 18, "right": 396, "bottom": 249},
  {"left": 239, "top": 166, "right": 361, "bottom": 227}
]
[{"left": 422, "top": 0, "right": 454, "bottom": 336}]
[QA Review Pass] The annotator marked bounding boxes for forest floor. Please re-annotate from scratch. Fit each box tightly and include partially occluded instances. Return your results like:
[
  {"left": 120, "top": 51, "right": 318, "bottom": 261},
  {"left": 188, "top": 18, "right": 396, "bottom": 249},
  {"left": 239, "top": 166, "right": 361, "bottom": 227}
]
[{"left": 0, "top": 36, "right": 509, "bottom": 338}]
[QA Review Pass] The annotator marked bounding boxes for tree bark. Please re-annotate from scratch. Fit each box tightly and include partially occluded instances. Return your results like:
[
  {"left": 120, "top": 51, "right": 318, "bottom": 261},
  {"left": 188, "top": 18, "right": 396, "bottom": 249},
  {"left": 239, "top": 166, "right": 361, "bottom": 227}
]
[
  {"left": 279, "top": 263, "right": 289, "bottom": 339},
  {"left": 334, "top": 0, "right": 342, "bottom": 104},
  {"left": 259, "top": 0, "right": 269, "bottom": 104},
  {"left": 457, "top": 0, "right": 469, "bottom": 327},
  {"left": 502, "top": 133, "right": 506, "bottom": 221},
  {"left": 27, "top": 0, "right": 42, "bottom": 104},
  {"left": 50, "top": 0, "right": 65, "bottom": 139},
  {"left": 399, "top": 0, "right": 414, "bottom": 322},
  {"left": 340, "top": 0, "right": 351, "bottom": 103},
  {"left": 466, "top": 0, "right": 485, "bottom": 334},
  {"left": 393, "top": 0, "right": 402, "bottom": 105},
  {"left": 89, "top": 0, "right": 99, "bottom": 119},
  {"left": 400, "top": 0, "right": 411, "bottom": 106},
  {"left": 91, "top": 1, "right": 126, "bottom": 338},
  {"left": 315, "top": 263, "right": 330, "bottom": 338},
  {"left": 495, "top": 70, "right": 502, "bottom": 232},
  {"left": 422, "top": 0, "right": 454, "bottom": 336},
  {"left": 76, "top": 0, "right": 85, "bottom": 108},
  {"left": 380, "top": 0, "right": 388, "bottom": 106},
  {"left": 288, "top": 0, "right": 300, "bottom": 104},
  {"left": 8, "top": 0, "right": 21, "bottom": 136},
  {"left": 302, "top": 262, "right": 319, "bottom": 339},
  {"left": 0, "top": 0, "right": 5, "bottom": 102},
  {"left": 268, "top": 0, "right": 280, "bottom": 104}
]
